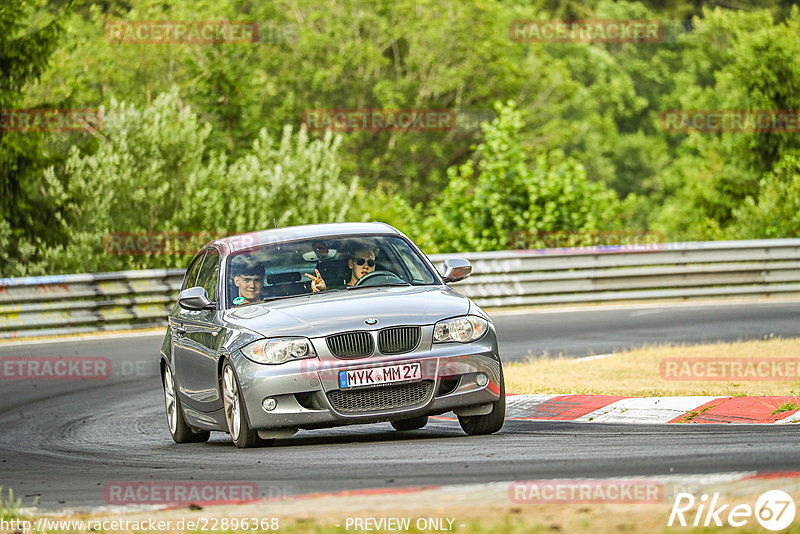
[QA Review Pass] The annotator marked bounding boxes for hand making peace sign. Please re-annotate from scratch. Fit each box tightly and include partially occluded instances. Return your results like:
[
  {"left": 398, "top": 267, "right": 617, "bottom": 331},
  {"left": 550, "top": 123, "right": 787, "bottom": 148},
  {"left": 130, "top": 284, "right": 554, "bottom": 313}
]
[{"left": 305, "top": 269, "right": 327, "bottom": 292}]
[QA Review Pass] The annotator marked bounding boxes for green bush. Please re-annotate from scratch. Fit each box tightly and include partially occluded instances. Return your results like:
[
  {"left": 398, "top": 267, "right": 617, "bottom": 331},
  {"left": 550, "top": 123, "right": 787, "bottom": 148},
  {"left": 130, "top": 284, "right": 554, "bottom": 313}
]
[
  {"left": 420, "top": 102, "right": 620, "bottom": 253},
  {"left": 21, "top": 88, "right": 357, "bottom": 275},
  {"left": 728, "top": 153, "right": 800, "bottom": 239}
]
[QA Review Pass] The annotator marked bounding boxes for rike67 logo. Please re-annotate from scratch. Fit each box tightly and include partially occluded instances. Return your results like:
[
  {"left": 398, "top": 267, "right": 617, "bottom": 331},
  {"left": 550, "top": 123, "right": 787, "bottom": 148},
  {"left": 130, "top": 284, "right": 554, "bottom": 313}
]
[{"left": 669, "top": 490, "right": 796, "bottom": 531}]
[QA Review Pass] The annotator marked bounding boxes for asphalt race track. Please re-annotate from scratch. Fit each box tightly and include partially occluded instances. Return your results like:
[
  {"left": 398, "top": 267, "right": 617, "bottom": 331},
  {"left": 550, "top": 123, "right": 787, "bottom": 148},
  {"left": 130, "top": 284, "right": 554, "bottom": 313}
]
[
  {"left": 1, "top": 299, "right": 799, "bottom": 510},
  {"left": 494, "top": 299, "right": 800, "bottom": 359}
]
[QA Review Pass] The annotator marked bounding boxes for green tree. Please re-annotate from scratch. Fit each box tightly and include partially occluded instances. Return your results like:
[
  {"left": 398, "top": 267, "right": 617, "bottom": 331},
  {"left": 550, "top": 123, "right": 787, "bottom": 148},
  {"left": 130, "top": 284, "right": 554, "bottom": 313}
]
[
  {"left": 217, "top": 125, "right": 358, "bottom": 231},
  {"left": 27, "top": 88, "right": 358, "bottom": 276},
  {"left": 0, "top": 0, "right": 73, "bottom": 276},
  {"left": 728, "top": 153, "right": 800, "bottom": 238},
  {"left": 422, "top": 102, "right": 619, "bottom": 253},
  {"left": 652, "top": 7, "right": 800, "bottom": 240}
]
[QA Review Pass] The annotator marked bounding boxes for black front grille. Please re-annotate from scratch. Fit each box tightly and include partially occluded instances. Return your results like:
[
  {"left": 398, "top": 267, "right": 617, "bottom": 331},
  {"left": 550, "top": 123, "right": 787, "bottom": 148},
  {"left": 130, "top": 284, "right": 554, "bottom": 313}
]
[
  {"left": 378, "top": 326, "right": 421, "bottom": 355},
  {"left": 326, "top": 332, "right": 374, "bottom": 359},
  {"left": 327, "top": 380, "right": 433, "bottom": 414}
]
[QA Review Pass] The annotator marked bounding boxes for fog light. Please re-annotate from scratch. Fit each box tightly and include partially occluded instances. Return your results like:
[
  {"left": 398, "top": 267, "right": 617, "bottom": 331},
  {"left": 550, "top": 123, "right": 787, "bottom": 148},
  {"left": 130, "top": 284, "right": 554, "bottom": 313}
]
[
  {"left": 476, "top": 373, "right": 488, "bottom": 387},
  {"left": 262, "top": 397, "right": 277, "bottom": 411}
]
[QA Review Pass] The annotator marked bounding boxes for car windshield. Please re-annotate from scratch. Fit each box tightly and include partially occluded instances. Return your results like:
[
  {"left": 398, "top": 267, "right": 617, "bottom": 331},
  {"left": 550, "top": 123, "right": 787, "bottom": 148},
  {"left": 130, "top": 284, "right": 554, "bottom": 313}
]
[{"left": 225, "top": 234, "right": 438, "bottom": 307}]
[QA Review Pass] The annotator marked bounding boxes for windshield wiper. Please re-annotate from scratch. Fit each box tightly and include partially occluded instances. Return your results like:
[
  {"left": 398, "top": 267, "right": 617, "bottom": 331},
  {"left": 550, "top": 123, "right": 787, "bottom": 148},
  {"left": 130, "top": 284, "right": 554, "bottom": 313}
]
[
  {"left": 259, "top": 288, "right": 342, "bottom": 302},
  {"left": 257, "top": 295, "right": 293, "bottom": 303},
  {"left": 346, "top": 282, "right": 411, "bottom": 290}
]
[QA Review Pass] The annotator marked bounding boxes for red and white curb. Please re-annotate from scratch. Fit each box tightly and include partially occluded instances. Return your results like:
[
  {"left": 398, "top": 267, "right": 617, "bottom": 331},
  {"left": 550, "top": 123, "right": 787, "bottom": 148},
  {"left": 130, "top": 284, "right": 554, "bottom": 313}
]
[
  {"left": 506, "top": 394, "right": 800, "bottom": 424},
  {"left": 440, "top": 394, "right": 800, "bottom": 424}
]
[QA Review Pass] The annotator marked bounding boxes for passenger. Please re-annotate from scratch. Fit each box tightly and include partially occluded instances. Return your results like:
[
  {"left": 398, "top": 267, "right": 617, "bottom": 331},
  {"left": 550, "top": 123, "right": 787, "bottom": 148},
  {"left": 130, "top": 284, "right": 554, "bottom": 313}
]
[{"left": 230, "top": 256, "right": 265, "bottom": 305}]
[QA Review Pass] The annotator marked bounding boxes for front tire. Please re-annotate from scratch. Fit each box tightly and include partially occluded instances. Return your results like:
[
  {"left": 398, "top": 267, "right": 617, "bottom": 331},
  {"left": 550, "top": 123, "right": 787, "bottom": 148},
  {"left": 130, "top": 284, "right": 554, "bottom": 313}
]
[
  {"left": 221, "top": 362, "right": 271, "bottom": 448},
  {"left": 391, "top": 415, "right": 429, "bottom": 431},
  {"left": 458, "top": 368, "right": 506, "bottom": 436},
  {"left": 163, "top": 366, "right": 210, "bottom": 443}
]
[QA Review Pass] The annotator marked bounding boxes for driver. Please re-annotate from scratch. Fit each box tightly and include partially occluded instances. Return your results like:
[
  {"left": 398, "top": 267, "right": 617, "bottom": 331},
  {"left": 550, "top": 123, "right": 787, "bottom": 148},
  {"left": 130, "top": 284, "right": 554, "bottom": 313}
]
[
  {"left": 309, "top": 245, "right": 377, "bottom": 292},
  {"left": 230, "top": 256, "right": 265, "bottom": 305},
  {"left": 346, "top": 246, "right": 377, "bottom": 286}
]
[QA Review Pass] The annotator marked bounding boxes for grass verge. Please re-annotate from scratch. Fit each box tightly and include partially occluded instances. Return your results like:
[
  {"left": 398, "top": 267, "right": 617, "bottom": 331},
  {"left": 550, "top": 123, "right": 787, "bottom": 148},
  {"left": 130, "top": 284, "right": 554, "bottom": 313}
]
[
  {"left": 15, "top": 480, "right": 800, "bottom": 534},
  {"left": 0, "top": 488, "right": 25, "bottom": 521},
  {"left": 505, "top": 337, "right": 800, "bottom": 396}
]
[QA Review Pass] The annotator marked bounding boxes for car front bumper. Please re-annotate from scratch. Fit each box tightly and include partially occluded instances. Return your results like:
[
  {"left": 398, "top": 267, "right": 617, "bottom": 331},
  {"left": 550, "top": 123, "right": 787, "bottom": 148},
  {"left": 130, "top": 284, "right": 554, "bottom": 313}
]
[{"left": 231, "top": 327, "right": 503, "bottom": 430}]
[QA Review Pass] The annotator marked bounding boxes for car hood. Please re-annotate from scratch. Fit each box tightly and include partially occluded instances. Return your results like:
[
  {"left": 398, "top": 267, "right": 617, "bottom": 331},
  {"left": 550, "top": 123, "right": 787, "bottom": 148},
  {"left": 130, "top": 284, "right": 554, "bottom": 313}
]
[{"left": 222, "top": 285, "right": 471, "bottom": 338}]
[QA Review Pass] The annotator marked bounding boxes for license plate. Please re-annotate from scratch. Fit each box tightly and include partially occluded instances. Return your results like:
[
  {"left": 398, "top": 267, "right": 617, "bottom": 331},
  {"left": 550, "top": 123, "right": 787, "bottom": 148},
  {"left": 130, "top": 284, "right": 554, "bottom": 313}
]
[{"left": 339, "top": 362, "right": 422, "bottom": 389}]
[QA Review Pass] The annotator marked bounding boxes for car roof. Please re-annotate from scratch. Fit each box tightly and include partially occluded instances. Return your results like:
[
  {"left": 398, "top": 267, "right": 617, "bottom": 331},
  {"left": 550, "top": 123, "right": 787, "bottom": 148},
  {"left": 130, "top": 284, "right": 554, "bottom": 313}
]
[{"left": 210, "top": 222, "right": 401, "bottom": 254}]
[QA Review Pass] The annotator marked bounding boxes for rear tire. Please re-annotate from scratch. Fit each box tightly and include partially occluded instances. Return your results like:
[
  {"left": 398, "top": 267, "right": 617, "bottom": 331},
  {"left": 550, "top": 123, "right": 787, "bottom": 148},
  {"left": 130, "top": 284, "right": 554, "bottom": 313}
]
[
  {"left": 163, "top": 366, "right": 210, "bottom": 443},
  {"left": 221, "top": 362, "right": 272, "bottom": 448},
  {"left": 391, "top": 415, "right": 429, "bottom": 431},
  {"left": 458, "top": 368, "right": 506, "bottom": 436}
]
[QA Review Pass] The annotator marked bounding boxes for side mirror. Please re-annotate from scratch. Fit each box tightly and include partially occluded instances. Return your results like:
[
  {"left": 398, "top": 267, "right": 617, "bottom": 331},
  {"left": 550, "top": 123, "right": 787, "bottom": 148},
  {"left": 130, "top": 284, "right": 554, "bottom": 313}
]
[
  {"left": 178, "top": 287, "right": 215, "bottom": 310},
  {"left": 441, "top": 258, "right": 472, "bottom": 283}
]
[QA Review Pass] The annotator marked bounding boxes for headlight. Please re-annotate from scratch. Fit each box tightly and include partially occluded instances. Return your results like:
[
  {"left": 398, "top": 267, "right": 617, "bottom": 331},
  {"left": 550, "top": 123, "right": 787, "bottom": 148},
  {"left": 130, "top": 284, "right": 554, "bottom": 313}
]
[
  {"left": 433, "top": 316, "right": 489, "bottom": 343},
  {"left": 241, "top": 337, "right": 316, "bottom": 364}
]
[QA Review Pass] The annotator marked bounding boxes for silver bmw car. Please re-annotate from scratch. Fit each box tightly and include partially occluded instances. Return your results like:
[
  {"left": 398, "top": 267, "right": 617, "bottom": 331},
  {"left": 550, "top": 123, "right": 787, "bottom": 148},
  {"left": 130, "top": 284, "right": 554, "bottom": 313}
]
[{"left": 160, "top": 222, "right": 505, "bottom": 447}]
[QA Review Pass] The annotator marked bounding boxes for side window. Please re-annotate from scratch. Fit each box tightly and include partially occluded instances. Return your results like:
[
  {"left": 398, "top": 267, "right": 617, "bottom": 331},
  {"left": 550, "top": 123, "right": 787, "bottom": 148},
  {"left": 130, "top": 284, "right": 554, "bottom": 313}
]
[
  {"left": 196, "top": 250, "right": 220, "bottom": 303},
  {"left": 182, "top": 252, "right": 206, "bottom": 291}
]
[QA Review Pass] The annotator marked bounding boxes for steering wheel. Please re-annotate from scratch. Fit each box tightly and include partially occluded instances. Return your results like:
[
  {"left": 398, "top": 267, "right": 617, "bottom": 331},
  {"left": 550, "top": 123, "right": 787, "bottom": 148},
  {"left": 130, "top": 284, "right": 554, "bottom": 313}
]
[{"left": 353, "top": 270, "right": 405, "bottom": 287}]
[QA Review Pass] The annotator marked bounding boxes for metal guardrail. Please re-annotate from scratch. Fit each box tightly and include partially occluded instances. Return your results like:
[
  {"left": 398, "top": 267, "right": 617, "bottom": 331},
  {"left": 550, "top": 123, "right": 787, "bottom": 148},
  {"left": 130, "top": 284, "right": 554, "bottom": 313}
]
[
  {"left": 1, "top": 239, "right": 799, "bottom": 339},
  {"left": 0, "top": 270, "right": 184, "bottom": 339},
  {"left": 436, "top": 239, "right": 800, "bottom": 307}
]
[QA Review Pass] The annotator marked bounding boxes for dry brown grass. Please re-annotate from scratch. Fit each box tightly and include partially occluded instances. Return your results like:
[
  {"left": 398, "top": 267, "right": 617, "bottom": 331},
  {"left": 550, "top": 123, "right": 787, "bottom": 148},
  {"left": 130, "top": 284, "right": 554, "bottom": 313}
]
[{"left": 505, "top": 337, "right": 800, "bottom": 396}]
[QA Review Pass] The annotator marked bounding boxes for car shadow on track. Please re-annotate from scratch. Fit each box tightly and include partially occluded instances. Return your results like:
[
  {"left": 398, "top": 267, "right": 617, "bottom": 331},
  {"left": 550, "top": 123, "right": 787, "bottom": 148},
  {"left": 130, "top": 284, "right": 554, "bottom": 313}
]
[{"left": 196, "top": 418, "right": 480, "bottom": 449}]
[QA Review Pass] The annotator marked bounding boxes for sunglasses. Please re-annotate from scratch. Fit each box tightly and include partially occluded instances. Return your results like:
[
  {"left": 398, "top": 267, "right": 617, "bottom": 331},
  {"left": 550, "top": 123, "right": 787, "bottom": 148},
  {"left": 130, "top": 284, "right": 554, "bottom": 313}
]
[{"left": 354, "top": 258, "right": 376, "bottom": 267}]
